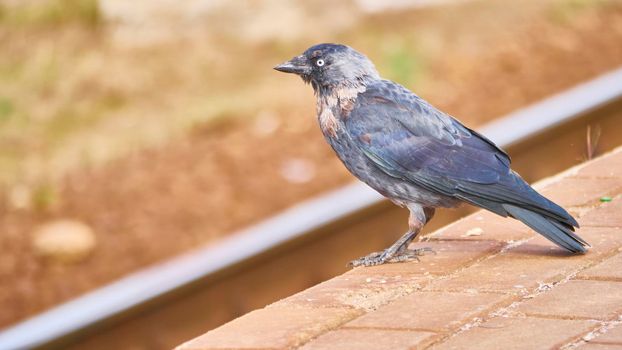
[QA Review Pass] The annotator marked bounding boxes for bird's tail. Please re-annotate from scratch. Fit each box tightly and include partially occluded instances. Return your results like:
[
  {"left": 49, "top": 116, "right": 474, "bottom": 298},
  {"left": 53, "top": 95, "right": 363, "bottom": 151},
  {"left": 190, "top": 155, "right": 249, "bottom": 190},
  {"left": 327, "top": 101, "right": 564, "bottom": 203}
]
[{"left": 502, "top": 204, "right": 589, "bottom": 253}]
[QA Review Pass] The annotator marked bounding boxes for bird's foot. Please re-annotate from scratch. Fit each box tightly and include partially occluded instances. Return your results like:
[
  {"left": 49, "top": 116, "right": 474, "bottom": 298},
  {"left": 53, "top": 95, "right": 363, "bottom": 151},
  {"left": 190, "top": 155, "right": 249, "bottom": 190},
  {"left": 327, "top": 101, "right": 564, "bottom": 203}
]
[{"left": 348, "top": 247, "right": 435, "bottom": 267}]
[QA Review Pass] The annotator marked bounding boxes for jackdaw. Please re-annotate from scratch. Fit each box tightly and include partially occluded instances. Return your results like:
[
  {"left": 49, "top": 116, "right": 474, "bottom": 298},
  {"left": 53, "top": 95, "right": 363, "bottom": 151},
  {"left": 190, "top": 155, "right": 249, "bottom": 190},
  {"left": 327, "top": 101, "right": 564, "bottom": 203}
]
[{"left": 274, "top": 43, "right": 589, "bottom": 267}]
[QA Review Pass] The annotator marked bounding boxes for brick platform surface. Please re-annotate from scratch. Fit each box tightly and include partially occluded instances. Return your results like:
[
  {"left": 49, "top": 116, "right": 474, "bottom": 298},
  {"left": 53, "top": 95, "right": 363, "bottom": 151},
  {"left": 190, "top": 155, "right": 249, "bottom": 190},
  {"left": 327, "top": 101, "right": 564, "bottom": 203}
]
[{"left": 177, "top": 146, "right": 622, "bottom": 350}]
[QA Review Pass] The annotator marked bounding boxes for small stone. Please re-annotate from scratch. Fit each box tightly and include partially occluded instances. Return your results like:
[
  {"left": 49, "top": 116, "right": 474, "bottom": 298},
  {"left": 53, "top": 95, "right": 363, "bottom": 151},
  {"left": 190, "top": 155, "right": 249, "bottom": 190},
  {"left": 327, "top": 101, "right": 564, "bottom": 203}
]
[
  {"left": 462, "top": 227, "right": 483, "bottom": 237},
  {"left": 32, "top": 219, "right": 96, "bottom": 263}
]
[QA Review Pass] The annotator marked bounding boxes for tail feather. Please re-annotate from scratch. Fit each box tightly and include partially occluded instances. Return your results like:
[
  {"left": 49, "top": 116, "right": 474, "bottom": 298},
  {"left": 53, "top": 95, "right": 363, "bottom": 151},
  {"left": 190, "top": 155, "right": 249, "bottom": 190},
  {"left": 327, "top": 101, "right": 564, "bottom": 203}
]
[
  {"left": 503, "top": 204, "right": 589, "bottom": 253},
  {"left": 549, "top": 219, "right": 591, "bottom": 246},
  {"left": 461, "top": 176, "right": 580, "bottom": 228}
]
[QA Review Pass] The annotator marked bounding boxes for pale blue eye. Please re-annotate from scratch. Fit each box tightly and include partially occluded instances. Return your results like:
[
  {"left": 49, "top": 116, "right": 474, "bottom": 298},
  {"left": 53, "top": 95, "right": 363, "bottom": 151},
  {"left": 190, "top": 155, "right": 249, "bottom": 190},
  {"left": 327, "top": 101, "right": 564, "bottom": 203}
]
[{"left": 316, "top": 59, "right": 325, "bottom": 67}]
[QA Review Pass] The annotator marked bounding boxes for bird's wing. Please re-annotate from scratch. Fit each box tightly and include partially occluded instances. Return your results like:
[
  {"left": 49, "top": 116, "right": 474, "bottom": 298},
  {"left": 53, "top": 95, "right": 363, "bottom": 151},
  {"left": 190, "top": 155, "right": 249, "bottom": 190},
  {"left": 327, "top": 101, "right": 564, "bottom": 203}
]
[{"left": 345, "top": 81, "right": 576, "bottom": 226}]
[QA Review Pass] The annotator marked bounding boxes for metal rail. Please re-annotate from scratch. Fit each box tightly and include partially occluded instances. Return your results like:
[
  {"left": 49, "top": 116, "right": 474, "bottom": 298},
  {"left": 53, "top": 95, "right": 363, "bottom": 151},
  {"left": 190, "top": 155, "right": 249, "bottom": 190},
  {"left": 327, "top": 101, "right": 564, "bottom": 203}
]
[{"left": 1, "top": 67, "right": 622, "bottom": 350}]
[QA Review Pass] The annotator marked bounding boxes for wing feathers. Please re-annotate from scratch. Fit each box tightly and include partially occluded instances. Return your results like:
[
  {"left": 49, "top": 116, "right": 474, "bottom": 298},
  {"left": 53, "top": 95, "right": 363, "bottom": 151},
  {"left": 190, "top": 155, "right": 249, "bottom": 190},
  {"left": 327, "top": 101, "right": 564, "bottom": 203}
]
[{"left": 345, "top": 80, "right": 587, "bottom": 252}]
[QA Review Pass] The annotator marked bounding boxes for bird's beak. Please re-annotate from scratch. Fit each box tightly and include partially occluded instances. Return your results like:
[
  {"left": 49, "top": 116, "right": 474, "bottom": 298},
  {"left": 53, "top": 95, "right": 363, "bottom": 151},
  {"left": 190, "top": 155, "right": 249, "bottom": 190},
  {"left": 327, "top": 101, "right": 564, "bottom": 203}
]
[{"left": 274, "top": 55, "right": 311, "bottom": 75}]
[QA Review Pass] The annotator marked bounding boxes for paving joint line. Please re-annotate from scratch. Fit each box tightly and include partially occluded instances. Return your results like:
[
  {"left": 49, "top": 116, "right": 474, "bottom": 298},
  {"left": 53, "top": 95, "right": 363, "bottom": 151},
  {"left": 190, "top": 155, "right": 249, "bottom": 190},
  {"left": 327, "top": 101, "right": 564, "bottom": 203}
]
[
  {"left": 574, "top": 275, "right": 622, "bottom": 283},
  {"left": 521, "top": 313, "right": 613, "bottom": 322},
  {"left": 289, "top": 311, "right": 364, "bottom": 350},
  {"left": 423, "top": 242, "right": 622, "bottom": 348},
  {"left": 292, "top": 241, "right": 513, "bottom": 348},
  {"left": 561, "top": 315, "right": 622, "bottom": 349},
  {"left": 340, "top": 324, "right": 440, "bottom": 333}
]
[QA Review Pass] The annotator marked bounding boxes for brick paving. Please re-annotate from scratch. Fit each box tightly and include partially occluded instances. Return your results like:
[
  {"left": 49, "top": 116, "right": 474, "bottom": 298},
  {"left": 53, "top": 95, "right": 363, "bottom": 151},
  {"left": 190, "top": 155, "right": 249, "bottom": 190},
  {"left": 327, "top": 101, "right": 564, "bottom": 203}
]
[{"left": 177, "top": 146, "right": 622, "bottom": 350}]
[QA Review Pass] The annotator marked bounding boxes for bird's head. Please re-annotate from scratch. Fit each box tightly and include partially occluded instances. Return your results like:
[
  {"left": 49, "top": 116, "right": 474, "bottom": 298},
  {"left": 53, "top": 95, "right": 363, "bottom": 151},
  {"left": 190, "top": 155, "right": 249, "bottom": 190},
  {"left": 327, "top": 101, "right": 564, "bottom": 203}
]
[{"left": 274, "top": 43, "right": 380, "bottom": 92}]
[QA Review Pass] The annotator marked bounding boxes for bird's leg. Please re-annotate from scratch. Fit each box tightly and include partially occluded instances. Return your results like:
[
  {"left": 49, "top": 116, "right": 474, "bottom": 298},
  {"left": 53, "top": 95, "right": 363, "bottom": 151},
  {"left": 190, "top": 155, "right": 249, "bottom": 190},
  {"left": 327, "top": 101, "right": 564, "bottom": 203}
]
[{"left": 349, "top": 207, "right": 435, "bottom": 267}]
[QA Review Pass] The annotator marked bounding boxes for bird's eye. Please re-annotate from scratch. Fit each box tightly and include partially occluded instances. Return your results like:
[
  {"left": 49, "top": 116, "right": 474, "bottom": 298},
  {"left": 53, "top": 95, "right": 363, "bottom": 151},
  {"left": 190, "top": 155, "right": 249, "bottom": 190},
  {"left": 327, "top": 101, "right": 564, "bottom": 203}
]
[{"left": 316, "top": 59, "right": 325, "bottom": 67}]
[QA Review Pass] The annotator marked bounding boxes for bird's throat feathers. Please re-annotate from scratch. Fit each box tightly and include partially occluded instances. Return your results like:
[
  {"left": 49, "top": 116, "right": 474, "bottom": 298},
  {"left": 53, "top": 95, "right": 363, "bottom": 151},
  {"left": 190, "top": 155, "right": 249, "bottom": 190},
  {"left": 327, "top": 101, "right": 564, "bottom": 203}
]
[{"left": 316, "top": 83, "right": 366, "bottom": 138}]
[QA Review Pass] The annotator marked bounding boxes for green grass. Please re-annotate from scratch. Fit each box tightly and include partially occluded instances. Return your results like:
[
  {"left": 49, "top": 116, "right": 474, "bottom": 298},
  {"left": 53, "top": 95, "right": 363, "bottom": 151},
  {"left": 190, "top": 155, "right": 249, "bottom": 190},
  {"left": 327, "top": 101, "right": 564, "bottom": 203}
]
[
  {"left": 0, "top": 97, "right": 14, "bottom": 122},
  {"left": 0, "top": 0, "right": 100, "bottom": 28},
  {"left": 31, "top": 183, "right": 58, "bottom": 212},
  {"left": 377, "top": 42, "right": 428, "bottom": 88},
  {"left": 549, "top": 0, "right": 612, "bottom": 23}
]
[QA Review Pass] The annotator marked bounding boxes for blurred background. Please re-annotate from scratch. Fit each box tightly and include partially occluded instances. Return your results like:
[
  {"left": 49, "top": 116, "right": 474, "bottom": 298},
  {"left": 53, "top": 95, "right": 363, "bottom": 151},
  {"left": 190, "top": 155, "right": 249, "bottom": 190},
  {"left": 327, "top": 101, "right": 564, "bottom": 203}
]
[{"left": 1, "top": 0, "right": 622, "bottom": 348}]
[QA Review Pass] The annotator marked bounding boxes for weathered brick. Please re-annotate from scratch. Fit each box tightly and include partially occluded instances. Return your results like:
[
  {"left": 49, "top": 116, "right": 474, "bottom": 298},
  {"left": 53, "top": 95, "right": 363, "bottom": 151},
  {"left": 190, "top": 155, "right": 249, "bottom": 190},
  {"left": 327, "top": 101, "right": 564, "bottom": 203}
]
[
  {"left": 516, "top": 227, "right": 622, "bottom": 259},
  {"left": 362, "top": 240, "right": 504, "bottom": 276},
  {"left": 175, "top": 307, "right": 359, "bottom": 350},
  {"left": 579, "top": 197, "right": 622, "bottom": 227},
  {"left": 272, "top": 268, "right": 429, "bottom": 311},
  {"left": 429, "top": 210, "right": 533, "bottom": 242},
  {"left": 430, "top": 227, "right": 622, "bottom": 294},
  {"left": 590, "top": 324, "right": 622, "bottom": 345},
  {"left": 274, "top": 240, "right": 502, "bottom": 311},
  {"left": 517, "top": 280, "right": 622, "bottom": 320},
  {"left": 346, "top": 291, "right": 509, "bottom": 332},
  {"left": 575, "top": 342, "right": 622, "bottom": 349},
  {"left": 539, "top": 178, "right": 622, "bottom": 208},
  {"left": 299, "top": 328, "right": 437, "bottom": 350},
  {"left": 431, "top": 317, "right": 597, "bottom": 350},
  {"left": 427, "top": 244, "right": 585, "bottom": 293},
  {"left": 578, "top": 252, "right": 622, "bottom": 281},
  {"left": 573, "top": 147, "right": 622, "bottom": 179},
  {"left": 575, "top": 227, "right": 622, "bottom": 255}
]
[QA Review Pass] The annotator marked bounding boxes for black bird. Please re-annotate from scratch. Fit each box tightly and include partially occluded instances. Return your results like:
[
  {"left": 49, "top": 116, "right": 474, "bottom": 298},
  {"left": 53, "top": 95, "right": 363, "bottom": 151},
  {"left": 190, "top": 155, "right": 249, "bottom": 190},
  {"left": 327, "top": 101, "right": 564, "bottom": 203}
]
[{"left": 274, "top": 43, "right": 589, "bottom": 267}]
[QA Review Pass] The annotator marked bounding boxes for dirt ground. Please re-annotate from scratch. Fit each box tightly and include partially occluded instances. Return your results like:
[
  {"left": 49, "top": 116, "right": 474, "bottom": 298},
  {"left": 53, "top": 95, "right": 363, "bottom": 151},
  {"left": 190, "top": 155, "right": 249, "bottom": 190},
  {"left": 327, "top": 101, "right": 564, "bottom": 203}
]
[{"left": 2, "top": 0, "right": 622, "bottom": 328}]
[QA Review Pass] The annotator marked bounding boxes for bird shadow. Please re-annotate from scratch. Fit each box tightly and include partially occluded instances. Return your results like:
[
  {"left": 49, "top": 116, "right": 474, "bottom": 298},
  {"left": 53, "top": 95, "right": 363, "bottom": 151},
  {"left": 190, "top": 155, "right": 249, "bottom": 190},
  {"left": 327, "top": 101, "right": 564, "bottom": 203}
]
[{"left": 507, "top": 243, "right": 583, "bottom": 258}]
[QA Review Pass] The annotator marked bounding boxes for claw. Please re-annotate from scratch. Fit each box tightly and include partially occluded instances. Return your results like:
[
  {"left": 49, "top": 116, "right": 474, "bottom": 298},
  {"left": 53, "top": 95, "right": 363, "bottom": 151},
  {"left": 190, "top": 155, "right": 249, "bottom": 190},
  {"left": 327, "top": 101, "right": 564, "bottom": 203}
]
[
  {"left": 348, "top": 247, "right": 435, "bottom": 267},
  {"left": 347, "top": 251, "right": 384, "bottom": 267}
]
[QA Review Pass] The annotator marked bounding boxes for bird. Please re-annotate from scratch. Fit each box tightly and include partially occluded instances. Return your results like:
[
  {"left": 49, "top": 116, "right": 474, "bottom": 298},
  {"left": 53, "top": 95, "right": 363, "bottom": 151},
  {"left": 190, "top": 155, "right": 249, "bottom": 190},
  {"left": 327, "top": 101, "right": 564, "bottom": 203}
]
[{"left": 274, "top": 43, "right": 589, "bottom": 267}]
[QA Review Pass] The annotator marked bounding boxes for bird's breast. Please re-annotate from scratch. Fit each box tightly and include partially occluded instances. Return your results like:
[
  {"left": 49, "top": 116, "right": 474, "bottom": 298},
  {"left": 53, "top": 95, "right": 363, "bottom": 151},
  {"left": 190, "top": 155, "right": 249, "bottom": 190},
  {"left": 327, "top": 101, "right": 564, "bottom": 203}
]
[
  {"left": 317, "top": 106, "right": 339, "bottom": 138},
  {"left": 316, "top": 85, "right": 364, "bottom": 138}
]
